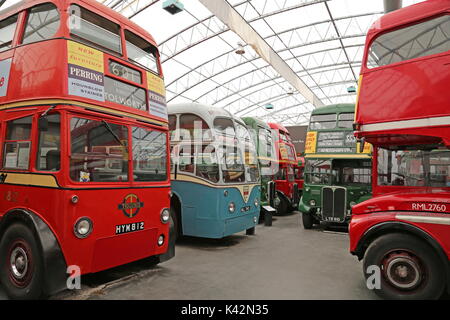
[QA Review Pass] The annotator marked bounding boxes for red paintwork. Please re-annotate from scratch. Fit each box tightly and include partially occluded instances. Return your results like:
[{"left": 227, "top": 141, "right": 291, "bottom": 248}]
[
  {"left": 350, "top": 0, "right": 450, "bottom": 265},
  {"left": 294, "top": 156, "right": 305, "bottom": 190},
  {"left": 268, "top": 122, "right": 299, "bottom": 201},
  {"left": 355, "top": 0, "right": 450, "bottom": 146},
  {"left": 0, "top": 0, "right": 170, "bottom": 275}
]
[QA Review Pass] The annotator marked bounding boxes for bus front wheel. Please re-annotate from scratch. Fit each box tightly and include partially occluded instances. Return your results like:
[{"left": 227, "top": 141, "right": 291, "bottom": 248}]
[
  {"left": 277, "top": 197, "right": 289, "bottom": 215},
  {"left": 246, "top": 227, "right": 255, "bottom": 235},
  {"left": 169, "top": 208, "right": 179, "bottom": 243},
  {"left": 363, "top": 233, "right": 445, "bottom": 300},
  {"left": 0, "top": 223, "right": 46, "bottom": 300}
]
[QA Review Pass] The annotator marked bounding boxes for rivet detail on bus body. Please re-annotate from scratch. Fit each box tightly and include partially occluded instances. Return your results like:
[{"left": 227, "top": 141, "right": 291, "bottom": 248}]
[
  {"left": 71, "top": 195, "right": 79, "bottom": 204},
  {"left": 224, "top": 190, "right": 228, "bottom": 197}
]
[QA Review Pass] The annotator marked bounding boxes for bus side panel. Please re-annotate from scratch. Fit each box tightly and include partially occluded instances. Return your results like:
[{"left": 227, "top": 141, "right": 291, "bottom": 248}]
[
  {"left": 0, "top": 184, "right": 170, "bottom": 274},
  {"left": 350, "top": 212, "right": 450, "bottom": 260},
  {"left": 0, "top": 184, "right": 64, "bottom": 243},
  {"left": 171, "top": 180, "right": 259, "bottom": 238},
  {"left": 171, "top": 180, "right": 221, "bottom": 238},
  {"left": 60, "top": 187, "right": 170, "bottom": 274},
  {"left": 358, "top": 53, "right": 450, "bottom": 126},
  {"left": 9, "top": 40, "right": 66, "bottom": 103},
  {"left": 221, "top": 185, "right": 259, "bottom": 237}
]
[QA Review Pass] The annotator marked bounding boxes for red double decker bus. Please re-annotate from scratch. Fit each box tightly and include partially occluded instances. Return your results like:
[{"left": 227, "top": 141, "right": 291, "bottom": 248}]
[
  {"left": 268, "top": 122, "right": 300, "bottom": 214},
  {"left": 0, "top": 0, "right": 173, "bottom": 299},
  {"left": 350, "top": 0, "right": 450, "bottom": 299}
]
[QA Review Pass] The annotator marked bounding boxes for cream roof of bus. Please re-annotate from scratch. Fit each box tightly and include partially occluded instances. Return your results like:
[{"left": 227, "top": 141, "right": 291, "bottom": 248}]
[{"left": 168, "top": 102, "right": 234, "bottom": 126}]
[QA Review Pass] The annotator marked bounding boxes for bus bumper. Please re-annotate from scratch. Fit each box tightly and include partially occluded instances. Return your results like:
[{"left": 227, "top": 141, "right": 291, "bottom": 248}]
[{"left": 223, "top": 211, "right": 259, "bottom": 237}]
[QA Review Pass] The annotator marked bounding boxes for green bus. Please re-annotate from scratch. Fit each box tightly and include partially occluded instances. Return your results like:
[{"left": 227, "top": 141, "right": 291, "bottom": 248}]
[
  {"left": 299, "top": 104, "right": 372, "bottom": 229},
  {"left": 242, "top": 117, "right": 278, "bottom": 211}
]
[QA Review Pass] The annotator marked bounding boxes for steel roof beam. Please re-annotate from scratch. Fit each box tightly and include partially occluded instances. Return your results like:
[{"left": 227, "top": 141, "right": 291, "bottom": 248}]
[
  {"left": 260, "top": 93, "right": 356, "bottom": 118},
  {"left": 234, "top": 80, "right": 357, "bottom": 117},
  {"left": 324, "top": 2, "right": 357, "bottom": 82},
  {"left": 198, "top": 0, "right": 325, "bottom": 108},
  {"left": 198, "top": 61, "right": 362, "bottom": 106}
]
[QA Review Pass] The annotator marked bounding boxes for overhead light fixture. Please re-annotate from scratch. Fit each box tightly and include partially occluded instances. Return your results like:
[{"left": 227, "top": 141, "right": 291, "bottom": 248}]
[
  {"left": 162, "top": 0, "right": 184, "bottom": 15},
  {"left": 347, "top": 86, "right": 356, "bottom": 93},
  {"left": 265, "top": 103, "right": 274, "bottom": 110},
  {"left": 287, "top": 87, "right": 294, "bottom": 95},
  {"left": 235, "top": 43, "right": 245, "bottom": 55}
]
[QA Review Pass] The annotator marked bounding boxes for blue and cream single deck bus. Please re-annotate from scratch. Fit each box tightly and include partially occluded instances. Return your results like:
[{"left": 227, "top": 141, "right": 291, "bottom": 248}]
[{"left": 168, "top": 103, "right": 261, "bottom": 239}]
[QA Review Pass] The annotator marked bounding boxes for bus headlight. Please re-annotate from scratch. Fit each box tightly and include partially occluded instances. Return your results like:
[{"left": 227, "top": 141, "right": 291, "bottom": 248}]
[
  {"left": 228, "top": 202, "right": 236, "bottom": 213},
  {"left": 74, "top": 217, "right": 93, "bottom": 239},
  {"left": 254, "top": 198, "right": 259, "bottom": 207},
  {"left": 309, "top": 199, "right": 316, "bottom": 206},
  {"left": 157, "top": 235, "right": 165, "bottom": 246},
  {"left": 160, "top": 208, "right": 170, "bottom": 224},
  {"left": 350, "top": 201, "right": 357, "bottom": 208}
]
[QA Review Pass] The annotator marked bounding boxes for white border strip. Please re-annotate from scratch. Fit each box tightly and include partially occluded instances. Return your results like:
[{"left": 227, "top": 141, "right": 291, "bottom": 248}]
[
  {"left": 396, "top": 214, "right": 450, "bottom": 226},
  {"left": 360, "top": 116, "right": 450, "bottom": 132}
]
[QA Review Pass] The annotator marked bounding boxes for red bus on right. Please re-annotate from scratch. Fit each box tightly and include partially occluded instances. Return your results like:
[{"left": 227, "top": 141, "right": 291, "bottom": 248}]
[{"left": 350, "top": 0, "right": 450, "bottom": 299}]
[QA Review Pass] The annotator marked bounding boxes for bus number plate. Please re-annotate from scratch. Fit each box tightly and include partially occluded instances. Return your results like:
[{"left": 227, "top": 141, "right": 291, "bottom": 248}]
[
  {"left": 411, "top": 203, "right": 448, "bottom": 212},
  {"left": 116, "top": 222, "right": 144, "bottom": 235}
]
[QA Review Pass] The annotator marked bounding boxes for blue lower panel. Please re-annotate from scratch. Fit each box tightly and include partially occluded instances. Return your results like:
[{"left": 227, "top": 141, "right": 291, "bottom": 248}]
[
  {"left": 172, "top": 180, "right": 260, "bottom": 239},
  {"left": 223, "top": 212, "right": 258, "bottom": 238}
]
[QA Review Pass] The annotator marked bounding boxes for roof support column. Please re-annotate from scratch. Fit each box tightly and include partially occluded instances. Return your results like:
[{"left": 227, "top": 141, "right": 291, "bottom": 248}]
[{"left": 384, "top": 0, "right": 403, "bottom": 13}]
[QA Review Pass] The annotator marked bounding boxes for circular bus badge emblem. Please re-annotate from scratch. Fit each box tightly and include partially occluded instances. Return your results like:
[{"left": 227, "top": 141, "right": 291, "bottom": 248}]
[{"left": 118, "top": 194, "right": 144, "bottom": 218}]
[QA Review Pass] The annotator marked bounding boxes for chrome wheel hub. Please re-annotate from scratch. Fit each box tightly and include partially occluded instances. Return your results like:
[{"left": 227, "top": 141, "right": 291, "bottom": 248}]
[
  {"left": 385, "top": 254, "right": 421, "bottom": 290},
  {"left": 10, "top": 247, "right": 28, "bottom": 280}
]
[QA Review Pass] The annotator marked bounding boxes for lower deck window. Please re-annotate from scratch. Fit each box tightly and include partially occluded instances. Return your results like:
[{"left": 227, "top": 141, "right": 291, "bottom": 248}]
[
  {"left": 132, "top": 126, "right": 167, "bottom": 182},
  {"left": 3, "top": 116, "right": 32, "bottom": 170},
  {"left": 377, "top": 147, "right": 450, "bottom": 187},
  {"left": 70, "top": 117, "right": 129, "bottom": 182}
]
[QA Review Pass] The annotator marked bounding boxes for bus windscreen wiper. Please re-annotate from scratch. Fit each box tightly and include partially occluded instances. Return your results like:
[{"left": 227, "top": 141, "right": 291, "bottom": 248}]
[{"left": 101, "top": 120, "right": 125, "bottom": 147}]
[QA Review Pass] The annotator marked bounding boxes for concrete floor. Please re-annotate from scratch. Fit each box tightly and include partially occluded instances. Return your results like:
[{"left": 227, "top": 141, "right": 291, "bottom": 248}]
[{"left": 0, "top": 212, "right": 378, "bottom": 300}]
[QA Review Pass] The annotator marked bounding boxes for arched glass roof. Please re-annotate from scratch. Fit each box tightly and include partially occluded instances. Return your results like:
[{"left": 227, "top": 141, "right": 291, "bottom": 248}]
[{"left": 3, "top": 0, "right": 426, "bottom": 125}]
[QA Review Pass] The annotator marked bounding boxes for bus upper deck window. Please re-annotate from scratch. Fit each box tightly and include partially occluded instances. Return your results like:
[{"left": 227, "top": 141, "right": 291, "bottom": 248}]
[
  {"left": 22, "top": 3, "right": 60, "bottom": 45},
  {"left": 214, "top": 118, "right": 235, "bottom": 137},
  {"left": 168, "top": 115, "right": 177, "bottom": 140},
  {"left": 179, "top": 114, "right": 211, "bottom": 141},
  {"left": 0, "top": 14, "right": 18, "bottom": 52},
  {"left": 3, "top": 116, "right": 32, "bottom": 170},
  {"left": 310, "top": 114, "right": 336, "bottom": 130},
  {"left": 125, "top": 30, "right": 159, "bottom": 74},
  {"left": 368, "top": 15, "right": 450, "bottom": 68},
  {"left": 69, "top": 5, "right": 121, "bottom": 54},
  {"left": 338, "top": 113, "right": 354, "bottom": 129}
]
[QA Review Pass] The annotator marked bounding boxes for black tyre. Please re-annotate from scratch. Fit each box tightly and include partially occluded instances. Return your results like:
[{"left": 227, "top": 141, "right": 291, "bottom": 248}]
[
  {"left": 302, "top": 212, "right": 313, "bottom": 229},
  {"left": 363, "top": 233, "right": 446, "bottom": 300},
  {"left": 169, "top": 207, "right": 179, "bottom": 243},
  {"left": 0, "top": 223, "right": 46, "bottom": 300},
  {"left": 277, "top": 197, "right": 289, "bottom": 215},
  {"left": 246, "top": 227, "right": 255, "bottom": 235}
]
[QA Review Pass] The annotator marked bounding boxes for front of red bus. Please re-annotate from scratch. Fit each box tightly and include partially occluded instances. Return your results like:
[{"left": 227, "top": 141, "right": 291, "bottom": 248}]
[
  {"left": 268, "top": 122, "right": 300, "bottom": 214},
  {"left": 0, "top": 0, "right": 173, "bottom": 278},
  {"left": 349, "top": 0, "right": 450, "bottom": 299}
]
